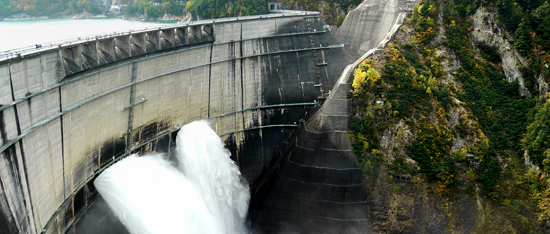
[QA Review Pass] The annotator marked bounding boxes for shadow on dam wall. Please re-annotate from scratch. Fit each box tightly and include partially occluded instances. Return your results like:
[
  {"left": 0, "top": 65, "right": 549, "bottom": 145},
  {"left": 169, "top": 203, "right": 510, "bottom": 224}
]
[{"left": 0, "top": 12, "right": 355, "bottom": 234}]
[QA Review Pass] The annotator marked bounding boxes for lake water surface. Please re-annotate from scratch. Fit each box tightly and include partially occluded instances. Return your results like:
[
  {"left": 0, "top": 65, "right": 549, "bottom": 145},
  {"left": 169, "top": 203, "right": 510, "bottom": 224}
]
[{"left": 0, "top": 18, "right": 176, "bottom": 52}]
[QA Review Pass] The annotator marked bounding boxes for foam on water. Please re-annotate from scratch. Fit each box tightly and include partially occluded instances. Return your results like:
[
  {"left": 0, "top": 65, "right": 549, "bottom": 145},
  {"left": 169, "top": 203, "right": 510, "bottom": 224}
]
[{"left": 94, "top": 120, "right": 250, "bottom": 234}]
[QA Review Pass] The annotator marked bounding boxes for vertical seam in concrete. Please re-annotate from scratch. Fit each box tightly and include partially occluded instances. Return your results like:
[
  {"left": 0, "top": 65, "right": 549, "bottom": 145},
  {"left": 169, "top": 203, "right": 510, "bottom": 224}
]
[
  {"left": 0, "top": 110, "right": 14, "bottom": 230},
  {"left": 16, "top": 122, "right": 37, "bottom": 233},
  {"left": 0, "top": 158, "right": 20, "bottom": 233},
  {"left": 8, "top": 64, "right": 37, "bottom": 234},
  {"left": 8, "top": 66, "right": 20, "bottom": 136},
  {"left": 0, "top": 109, "right": 7, "bottom": 146},
  {"left": 126, "top": 62, "right": 138, "bottom": 151},
  {"left": 230, "top": 41, "right": 236, "bottom": 136},
  {"left": 207, "top": 45, "right": 213, "bottom": 118},
  {"left": 240, "top": 23, "right": 245, "bottom": 131},
  {"left": 238, "top": 22, "right": 245, "bottom": 166},
  {"left": 58, "top": 87, "right": 65, "bottom": 198},
  {"left": 260, "top": 126, "right": 264, "bottom": 171}
]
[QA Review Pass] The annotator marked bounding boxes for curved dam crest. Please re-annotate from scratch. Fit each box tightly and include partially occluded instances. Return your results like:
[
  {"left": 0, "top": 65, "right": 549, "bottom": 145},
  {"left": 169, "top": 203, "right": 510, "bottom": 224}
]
[{"left": 0, "top": 12, "right": 354, "bottom": 234}]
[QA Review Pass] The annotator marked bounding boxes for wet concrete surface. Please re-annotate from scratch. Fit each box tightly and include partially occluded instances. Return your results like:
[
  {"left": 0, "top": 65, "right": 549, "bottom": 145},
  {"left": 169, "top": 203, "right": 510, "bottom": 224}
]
[{"left": 73, "top": 197, "right": 129, "bottom": 234}]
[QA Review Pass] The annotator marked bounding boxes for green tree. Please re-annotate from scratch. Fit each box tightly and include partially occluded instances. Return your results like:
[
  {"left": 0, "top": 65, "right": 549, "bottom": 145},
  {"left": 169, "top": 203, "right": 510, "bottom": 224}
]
[
  {"left": 514, "top": 21, "right": 532, "bottom": 54},
  {"left": 427, "top": 76, "right": 438, "bottom": 93},
  {"left": 533, "top": 1, "right": 550, "bottom": 46},
  {"left": 522, "top": 100, "right": 550, "bottom": 166},
  {"left": 124, "top": 1, "right": 136, "bottom": 15},
  {"left": 147, "top": 5, "right": 161, "bottom": 18},
  {"left": 335, "top": 13, "right": 345, "bottom": 26},
  {"left": 162, "top": 1, "right": 172, "bottom": 14}
]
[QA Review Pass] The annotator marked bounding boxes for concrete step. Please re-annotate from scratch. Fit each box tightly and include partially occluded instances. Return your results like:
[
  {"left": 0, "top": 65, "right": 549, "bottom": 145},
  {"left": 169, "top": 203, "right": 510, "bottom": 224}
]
[
  {"left": 280, "top": 161, "right": 363, "bottom": 185},
  {"left": 262, "top": 191, "right": 369, "bottom": 220},
  {"left": 320, "top": 98, "right": 351, "bottom": 115},
  {"left": 289, "top": 147, "right": 359, "bottom": 169},
  {"left": 253, "top": 207, "right": 372, "bottom": 234},
  {"left": 270, "top": 175, "right": 368, "bottom": 203},
  {"left": 305, "top": 114, "right": 351, "bottom": 133}
]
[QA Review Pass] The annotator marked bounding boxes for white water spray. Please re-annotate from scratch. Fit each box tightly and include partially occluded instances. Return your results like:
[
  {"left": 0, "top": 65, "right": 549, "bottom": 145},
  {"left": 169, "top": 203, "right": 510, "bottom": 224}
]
[{"left": 94, "top": 120, "right": 250, "bottom": 234}]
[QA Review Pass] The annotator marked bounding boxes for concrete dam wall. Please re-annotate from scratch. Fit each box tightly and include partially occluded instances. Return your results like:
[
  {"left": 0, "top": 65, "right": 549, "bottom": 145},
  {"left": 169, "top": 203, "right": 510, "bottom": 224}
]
[
  {"left": 0, "top": 13, "right": 353, "bottom": 234},
  {"left": 335, "top": 0, "right": 415, "bottom": 59}
]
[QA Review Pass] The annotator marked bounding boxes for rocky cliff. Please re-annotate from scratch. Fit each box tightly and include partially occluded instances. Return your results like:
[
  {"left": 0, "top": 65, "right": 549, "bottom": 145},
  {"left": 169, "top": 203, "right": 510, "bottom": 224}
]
[
  {"left": 345, "top": 0, "right": 547, "bottom": 232},
  {"left": 470, "top": 7, "right": 531, "bottom": 97}
]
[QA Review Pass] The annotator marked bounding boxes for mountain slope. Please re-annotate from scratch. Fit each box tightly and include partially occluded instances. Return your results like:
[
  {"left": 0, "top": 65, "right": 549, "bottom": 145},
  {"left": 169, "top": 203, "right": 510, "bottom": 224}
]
[{"left": 348, "top": 0, "right": 550, "bottom": 232}]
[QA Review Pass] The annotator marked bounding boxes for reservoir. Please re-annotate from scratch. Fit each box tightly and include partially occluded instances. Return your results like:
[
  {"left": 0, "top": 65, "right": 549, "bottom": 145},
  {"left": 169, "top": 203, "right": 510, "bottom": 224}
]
[{"left": 0, "top": 18, "right": 173, "bottom": 52}]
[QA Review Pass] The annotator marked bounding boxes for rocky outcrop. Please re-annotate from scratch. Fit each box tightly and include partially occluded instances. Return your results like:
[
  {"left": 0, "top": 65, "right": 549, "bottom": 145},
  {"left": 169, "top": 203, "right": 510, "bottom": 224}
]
[
  {"left": 157, "top": 13, "right": 181, "bottom": 21},
  {"left": 72, "top": 10, "right": 105, "bottom": 19},
  {"left": 368, "top": 169, "right": 478, "bottom": 233},
  {"left": 379, "top": 120, "right": 414, "bottom": 163},
  {"left": 470, "top": 7, "right": 531, "bottom": 97},
  {"left": 537, "top": 74, "right": 549, "bottom": 98}
]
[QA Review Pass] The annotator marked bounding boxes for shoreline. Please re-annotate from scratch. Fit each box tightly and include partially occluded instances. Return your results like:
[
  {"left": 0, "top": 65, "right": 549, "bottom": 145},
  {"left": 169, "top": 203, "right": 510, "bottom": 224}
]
[{"left": 0, "top": 12, "right": 184, "bottom": 22}]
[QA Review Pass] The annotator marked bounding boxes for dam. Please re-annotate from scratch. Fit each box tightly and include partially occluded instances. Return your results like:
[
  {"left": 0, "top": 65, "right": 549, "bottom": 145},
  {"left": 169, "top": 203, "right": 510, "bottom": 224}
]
[{"left": 0, "top": 0, "right": 413, "bottom": 233}]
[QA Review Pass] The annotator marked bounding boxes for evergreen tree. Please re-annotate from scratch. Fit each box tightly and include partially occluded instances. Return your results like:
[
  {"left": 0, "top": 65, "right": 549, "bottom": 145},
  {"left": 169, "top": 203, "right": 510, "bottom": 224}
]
[
  {"left": 522, "top": 100, "right": 550, "bottom": 166},
  {"left": 514, "top": 21, "right": 532, "bottom": 53},
  {"left": 533, "top": 1, "right": 550, "bottom": 45}
]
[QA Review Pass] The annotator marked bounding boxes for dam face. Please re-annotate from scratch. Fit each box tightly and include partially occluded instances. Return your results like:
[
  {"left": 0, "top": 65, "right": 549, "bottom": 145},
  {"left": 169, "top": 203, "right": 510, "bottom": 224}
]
[
  {"left": 335, "top": 0, "right": 416, "bottom": 59},
  {"left": 0, "top": 13, "right": 353, "bottom": 234}
]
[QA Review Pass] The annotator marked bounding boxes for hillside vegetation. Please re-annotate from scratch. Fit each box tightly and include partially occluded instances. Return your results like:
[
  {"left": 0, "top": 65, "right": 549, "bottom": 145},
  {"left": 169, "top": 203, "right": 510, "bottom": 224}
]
[
  {"left": 179, "top": 0, "right": 361, "bottom": 23},
  {"left": 349, "top": 0, "right": 550, "bottom": 232},
  {"left": 0, "top": 0, "right": 104, "bottom": 17},
  {"left": 180, "top": 0, "right": 267, "bottom": 19},
  {"left": 278, "top": 0, "right": 362, "bottom": 25},
  {"left": 0, "top": 0, "right": 269, "bottom": 19},
  {"left": 0, "top": 0, "right": 359, "bottom": 24},
  {"left": 125, "top": 0, "right": 271, "bottom": 19}
]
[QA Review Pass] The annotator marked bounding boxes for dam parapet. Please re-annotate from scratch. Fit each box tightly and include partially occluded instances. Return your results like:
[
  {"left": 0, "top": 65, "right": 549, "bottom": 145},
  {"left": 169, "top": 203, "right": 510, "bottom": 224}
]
[{"left": 0, "top": 11, "right": 318, "bottom": 60}]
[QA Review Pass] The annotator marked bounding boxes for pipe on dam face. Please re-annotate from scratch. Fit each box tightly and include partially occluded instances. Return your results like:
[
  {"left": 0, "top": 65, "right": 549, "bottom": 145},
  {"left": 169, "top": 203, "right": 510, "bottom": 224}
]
[{"left": 0, "top": 13, "right": 354, "bottom": 234}]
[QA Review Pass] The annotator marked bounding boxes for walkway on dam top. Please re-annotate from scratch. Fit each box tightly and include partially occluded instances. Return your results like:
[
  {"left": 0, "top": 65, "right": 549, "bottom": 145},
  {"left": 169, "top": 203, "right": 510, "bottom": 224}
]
[{"left": 0, "top": 10, "right": 320, "bottom": 62}]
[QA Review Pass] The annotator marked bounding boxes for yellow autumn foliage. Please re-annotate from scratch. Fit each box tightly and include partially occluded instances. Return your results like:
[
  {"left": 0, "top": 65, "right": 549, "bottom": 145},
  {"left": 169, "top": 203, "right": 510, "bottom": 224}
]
[{"left": 352, "top": 64, "right": 381, "bottom": 96}]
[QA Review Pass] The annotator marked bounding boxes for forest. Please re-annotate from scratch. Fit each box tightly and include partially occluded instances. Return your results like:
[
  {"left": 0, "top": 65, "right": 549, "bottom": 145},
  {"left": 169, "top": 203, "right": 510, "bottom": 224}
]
[
  {"left": 0, "top": 0, "right": 269, "bottom": 19},
  {"left": 0, "top": 0, "right": 360, "bottom": 23},
  {"left": 278, "top": 0, "right": 361, "bottom": 25},
  {"left": 0, "top": 0, "right": 103, "bottom": 17},
  {"left": 182, "top": 0, "right": 267, "bottom": 19},
  {"left": 123, "top": 0, "right": 270, "bottom": 19},
  {"left": 124, "top": 0, "right": 360, "bottom": 21}
]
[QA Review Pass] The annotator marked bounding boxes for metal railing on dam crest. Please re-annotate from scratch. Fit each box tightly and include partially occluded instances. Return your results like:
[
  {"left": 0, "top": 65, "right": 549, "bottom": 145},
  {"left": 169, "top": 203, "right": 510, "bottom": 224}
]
[{"left": 0, "top": 11, "right": 354, "bottom": 234}]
